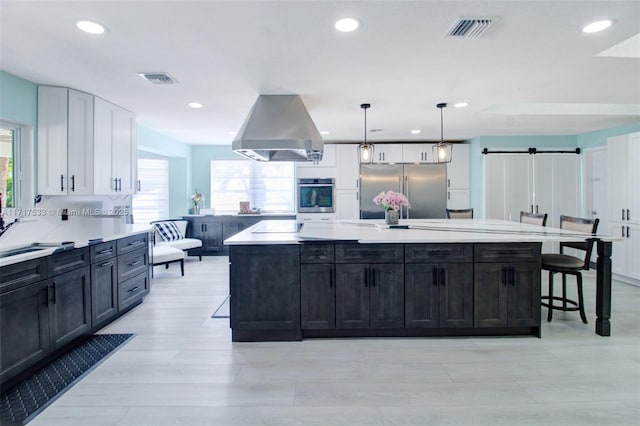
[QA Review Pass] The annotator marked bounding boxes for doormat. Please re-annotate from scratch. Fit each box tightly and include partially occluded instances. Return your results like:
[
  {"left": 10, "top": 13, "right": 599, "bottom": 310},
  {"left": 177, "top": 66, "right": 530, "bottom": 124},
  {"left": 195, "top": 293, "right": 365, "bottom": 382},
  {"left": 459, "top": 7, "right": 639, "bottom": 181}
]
[
  {"left": 211, "top": 295, "right": 230, "bottom": 318},
  {"left": 0, "top": 333, "right": 134, "bottom": 425}
]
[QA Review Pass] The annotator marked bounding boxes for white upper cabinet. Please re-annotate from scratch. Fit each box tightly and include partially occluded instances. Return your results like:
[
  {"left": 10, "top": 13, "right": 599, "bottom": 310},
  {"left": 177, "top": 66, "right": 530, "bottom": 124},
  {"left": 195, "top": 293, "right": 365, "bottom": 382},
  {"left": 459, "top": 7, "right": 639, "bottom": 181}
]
[
  {"left": 446, "top": 144, "right": 470, "bottom": 190},
  {"left": 38, "top": 87, "right": 94, "bottom": 195},
  {"left": 373, "top": 144, "right": 403, "bottom": 163},
  {"left": 402, "top": 144, "right": 434, "bottom": 163},
  {"left": 608, "top": 133, "right": 640, "bottom": 224},
  {"left": 38, "top": 85, "right": 136, "bottom": 196},
  {"left": 94, "top": 97, "right": 137, "bottom": 195},
  {"left": 335, "top": 144, "right": 359, "bottom": 190},
  {"left": 297, "top": 143, "right": 336, "bottom": 168}
]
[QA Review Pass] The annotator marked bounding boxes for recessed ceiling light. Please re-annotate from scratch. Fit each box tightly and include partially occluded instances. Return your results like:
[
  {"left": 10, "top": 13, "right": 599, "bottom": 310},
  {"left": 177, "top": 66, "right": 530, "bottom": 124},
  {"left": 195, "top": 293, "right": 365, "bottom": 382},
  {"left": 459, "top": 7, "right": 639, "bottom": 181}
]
[
  {"left": 188, "top": 102, "right": 203, "bottom": 109},
  {"left": 454, "top": 102, "right": 469, "bottom": 108},
  {"left": 229, "top": 131, "right": 237, "bottom": 136},
  {"left": 582, "top": 19, "right": 613, "bottom": 33},
  {"left": 320, "top": 131, "right": 330, "bottom": 135},
  {"left": 410, "top": 129, "right": 421, "bottom": 134},
  {"left": 76, "top": 20, "right": 105, "bottom": 34},
  {"left": 335, "top": 18, "right": 360, "bottom": 33}
]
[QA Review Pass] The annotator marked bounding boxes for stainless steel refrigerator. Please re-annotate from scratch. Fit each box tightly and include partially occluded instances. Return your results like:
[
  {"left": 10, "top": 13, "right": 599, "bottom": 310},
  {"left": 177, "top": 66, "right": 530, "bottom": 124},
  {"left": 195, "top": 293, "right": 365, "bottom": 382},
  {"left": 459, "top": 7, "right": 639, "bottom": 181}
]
[{"left": 360, "top": 163, "right": 447, "bottom": 219}]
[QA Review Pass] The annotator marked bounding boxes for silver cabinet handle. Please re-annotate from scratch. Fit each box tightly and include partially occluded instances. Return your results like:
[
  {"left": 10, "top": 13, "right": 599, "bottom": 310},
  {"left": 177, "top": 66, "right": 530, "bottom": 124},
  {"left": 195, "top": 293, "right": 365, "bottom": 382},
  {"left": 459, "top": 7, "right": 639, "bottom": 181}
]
[
  {"left": 627, "top": 209, "right": 631, "bottom": 221},
  {"left": 622, "top": 208, "right": 626, "bottom": 220},
  {"left": 60, "top": 174, "right": 65, "bottom": 192}
]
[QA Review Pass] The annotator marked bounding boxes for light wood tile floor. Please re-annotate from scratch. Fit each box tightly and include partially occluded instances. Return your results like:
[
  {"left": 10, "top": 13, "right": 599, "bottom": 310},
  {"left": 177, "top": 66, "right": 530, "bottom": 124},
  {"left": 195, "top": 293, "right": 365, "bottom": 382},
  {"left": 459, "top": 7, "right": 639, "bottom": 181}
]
[{"left": 30, "top": 256, "right": 640, "bottom": 426}]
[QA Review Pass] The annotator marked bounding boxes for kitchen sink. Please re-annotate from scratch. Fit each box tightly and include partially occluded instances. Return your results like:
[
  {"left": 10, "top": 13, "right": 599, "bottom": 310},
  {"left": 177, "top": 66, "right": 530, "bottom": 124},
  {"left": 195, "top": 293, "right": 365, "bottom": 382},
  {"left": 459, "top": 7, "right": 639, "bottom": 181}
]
[{"left": 0, "top": 242, "right": 74, "bottom": 258}]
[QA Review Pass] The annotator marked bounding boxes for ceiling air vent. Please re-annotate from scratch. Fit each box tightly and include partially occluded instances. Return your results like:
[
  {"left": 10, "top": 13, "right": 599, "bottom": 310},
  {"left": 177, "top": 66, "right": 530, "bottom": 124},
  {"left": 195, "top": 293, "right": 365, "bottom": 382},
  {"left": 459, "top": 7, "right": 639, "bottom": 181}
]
[
  {"left": 137, "top": 72, "right": 178, "bottom": 85},
  {"left": 446, "top": 17, "right": 498, "bottom": 39}
]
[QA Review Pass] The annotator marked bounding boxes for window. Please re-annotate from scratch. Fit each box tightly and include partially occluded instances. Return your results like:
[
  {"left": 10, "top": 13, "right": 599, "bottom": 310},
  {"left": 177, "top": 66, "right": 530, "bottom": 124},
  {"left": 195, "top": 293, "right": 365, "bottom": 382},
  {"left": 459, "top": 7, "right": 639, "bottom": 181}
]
[
  {"left": 0, "top": 122, "right": 20, "bottom": 209},
  {"left": 132, "top": 158, "right": 169, "bottom": 224},
  {"left": 210, "top": 160, "right": 294, "bottom": 214}
]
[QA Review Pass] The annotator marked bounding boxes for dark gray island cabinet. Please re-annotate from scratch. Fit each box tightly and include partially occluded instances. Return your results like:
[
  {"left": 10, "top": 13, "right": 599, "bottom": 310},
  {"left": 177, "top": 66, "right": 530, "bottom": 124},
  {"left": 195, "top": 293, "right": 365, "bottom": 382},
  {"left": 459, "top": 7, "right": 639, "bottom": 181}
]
[{"left": 229, "top": 242, "right": 542, "bottom": 342}]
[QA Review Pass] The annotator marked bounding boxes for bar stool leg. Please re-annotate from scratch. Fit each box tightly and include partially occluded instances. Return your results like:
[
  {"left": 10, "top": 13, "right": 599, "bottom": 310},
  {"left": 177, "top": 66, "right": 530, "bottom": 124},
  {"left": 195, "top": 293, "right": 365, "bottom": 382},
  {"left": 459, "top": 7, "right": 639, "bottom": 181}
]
[
  {"left": 547, "top": 270, "right": 554, "bottom": 322},
  {"left": 576, "top": 273, "right": 588, "bottom": 324}
]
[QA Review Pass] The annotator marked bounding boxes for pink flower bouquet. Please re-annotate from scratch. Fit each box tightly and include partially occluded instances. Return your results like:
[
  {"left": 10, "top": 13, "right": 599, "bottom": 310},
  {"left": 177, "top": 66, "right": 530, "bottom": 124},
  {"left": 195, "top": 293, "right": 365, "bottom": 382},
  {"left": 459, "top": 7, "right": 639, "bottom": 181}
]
[{"left": 373, "top": 191, "right": 410, "bottom": 212}]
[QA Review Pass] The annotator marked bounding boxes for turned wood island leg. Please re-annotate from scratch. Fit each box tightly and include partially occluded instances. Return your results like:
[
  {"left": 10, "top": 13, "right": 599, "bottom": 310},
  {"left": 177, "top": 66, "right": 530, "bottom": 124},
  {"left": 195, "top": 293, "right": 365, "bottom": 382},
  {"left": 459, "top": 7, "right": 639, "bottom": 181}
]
[{"left": 595, "top": 240, "right": 612, "bottom": 336}]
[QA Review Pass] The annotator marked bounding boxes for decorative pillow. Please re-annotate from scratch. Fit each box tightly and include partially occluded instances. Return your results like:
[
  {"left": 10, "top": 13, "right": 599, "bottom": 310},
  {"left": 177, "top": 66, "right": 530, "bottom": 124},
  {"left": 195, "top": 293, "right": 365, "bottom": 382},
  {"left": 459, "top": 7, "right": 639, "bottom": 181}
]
[{"left": 155, "top": 222, "right": 184, "bottom": 242}]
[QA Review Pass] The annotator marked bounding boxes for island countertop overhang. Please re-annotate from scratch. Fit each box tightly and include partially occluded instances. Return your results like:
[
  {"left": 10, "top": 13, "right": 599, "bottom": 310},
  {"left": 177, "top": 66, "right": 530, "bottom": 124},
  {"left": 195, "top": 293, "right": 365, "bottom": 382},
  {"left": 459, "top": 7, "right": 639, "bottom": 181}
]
[{"left": 224, "top": 219, "right": 615, "bottom": 246}]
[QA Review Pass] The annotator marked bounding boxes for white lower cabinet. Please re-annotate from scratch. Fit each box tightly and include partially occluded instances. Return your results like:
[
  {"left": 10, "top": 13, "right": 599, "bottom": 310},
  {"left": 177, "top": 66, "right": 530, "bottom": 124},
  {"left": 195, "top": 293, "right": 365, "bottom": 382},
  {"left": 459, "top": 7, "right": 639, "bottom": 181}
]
[
  {"left": 336, "top": 190, "right": 359, "bottom": 220},
  {"left": 447, "top": 189, "right": 470, "bottom": 210},
  {"left": 610, "top": 222, "right": 640, "bottom": 282}
]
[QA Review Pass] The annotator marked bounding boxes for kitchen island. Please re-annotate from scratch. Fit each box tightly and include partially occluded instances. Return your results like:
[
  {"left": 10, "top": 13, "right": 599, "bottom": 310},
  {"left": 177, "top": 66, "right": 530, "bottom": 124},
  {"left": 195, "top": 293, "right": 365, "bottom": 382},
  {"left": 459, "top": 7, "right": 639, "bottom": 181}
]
[{"left": 225, "top": 219, "right": 614, "bottom": 341}]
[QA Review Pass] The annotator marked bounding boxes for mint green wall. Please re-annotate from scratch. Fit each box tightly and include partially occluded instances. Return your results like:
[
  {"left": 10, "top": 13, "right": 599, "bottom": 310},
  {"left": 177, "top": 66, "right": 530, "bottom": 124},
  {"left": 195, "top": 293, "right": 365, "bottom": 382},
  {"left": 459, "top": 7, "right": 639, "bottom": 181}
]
[
  {"left": 0, "top": 71, "right": 38, "bottom": 126},
  {"left": 577, "top": 121, "right": 640, "bottom": 149},
  {"left": 190, "top": 145, "right": 241, "bottom": 209}
]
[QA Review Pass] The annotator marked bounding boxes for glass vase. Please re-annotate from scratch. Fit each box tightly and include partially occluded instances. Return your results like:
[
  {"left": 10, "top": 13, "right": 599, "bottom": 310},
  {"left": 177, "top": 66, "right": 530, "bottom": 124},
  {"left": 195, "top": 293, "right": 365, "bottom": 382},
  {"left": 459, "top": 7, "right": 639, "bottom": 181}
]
[{"left": 385, "top": 210, "right": 399, "bottom": 225}]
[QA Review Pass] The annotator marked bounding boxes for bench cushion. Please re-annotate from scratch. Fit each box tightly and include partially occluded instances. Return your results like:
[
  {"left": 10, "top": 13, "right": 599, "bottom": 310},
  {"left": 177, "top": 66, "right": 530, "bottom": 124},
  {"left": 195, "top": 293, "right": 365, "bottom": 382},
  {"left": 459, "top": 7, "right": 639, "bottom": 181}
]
[
  {"left": 156, "top": 238, "right": 202, "bottom": 251},
  {"left": 153, "top": 246, "right": 185, "bottom": 264}
]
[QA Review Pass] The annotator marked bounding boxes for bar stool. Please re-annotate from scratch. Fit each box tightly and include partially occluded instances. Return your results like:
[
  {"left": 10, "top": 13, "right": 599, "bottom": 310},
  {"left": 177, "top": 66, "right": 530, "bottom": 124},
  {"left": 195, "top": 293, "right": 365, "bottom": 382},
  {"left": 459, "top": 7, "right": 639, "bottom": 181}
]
[
  {"left": 520, "top": 211, "right": 548, "bottom": 227},
  {"left": 541, "top": 215, "right": 599, "bottom": 323},
  {"left": 445, "top": 208, "right": 473, "bottom": 219}
]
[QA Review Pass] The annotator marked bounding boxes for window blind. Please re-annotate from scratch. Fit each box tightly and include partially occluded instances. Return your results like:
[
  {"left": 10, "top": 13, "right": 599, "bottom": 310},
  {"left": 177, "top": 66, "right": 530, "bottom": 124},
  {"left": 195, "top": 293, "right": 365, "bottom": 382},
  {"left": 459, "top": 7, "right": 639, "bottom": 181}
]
[{"left": 133, "top": 158, "right": 169, "bottom": 223}]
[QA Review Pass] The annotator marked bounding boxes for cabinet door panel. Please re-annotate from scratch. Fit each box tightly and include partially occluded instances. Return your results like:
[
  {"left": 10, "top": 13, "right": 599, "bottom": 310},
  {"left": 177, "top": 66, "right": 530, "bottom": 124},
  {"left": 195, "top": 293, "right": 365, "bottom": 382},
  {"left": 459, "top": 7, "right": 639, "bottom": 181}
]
[
  {"left": 301, "top": 264, "right": 335, "bottom": 329},
  {"left": 91, "top": 260, "right": 118, "bottom": 327},
  {"left": 67, "top": 89, "right": 94, "bottom": 195},
  {"left": 474, "top": 263, "right": 508, "bottom": 328},
  {"left": 230, "top": 246, "right": 300, "bottom": 330},
  {"left": 48, "top": 266, "right": 91, "bottom": 349},
  {"left": 446, "top": 144, "right": 470, "bottom": 189},
  {"left": 405, "top": 264, "right": 439, "bottom": 328},
  {"left": 37, "top": 86, "right": 68, "bottom": 194},
  {"left": 335, "top": 264, "right": 369, "bottom": 328},
  {"left": 507, "top": 263, "right": 540, "bottom": 327},
  {"left": 0, "top": 281, "right": 50, "bottom": 383},
  {"left": 113, "top": 105, "right": 136, "bottom": 194},
  {"left": 93, "top": 97, "right": 115, "bottom": 194},
  {"left": 335, "top": 145, "right": 359, "bottom": 189},
  {"left": 370, "top": 264, "right": 404, "bottom": 328},
  {"left": 440, "top": 263, "right": 473, "bottom": 328},
  {"left": 607, "top": 135, "right": 627, "bottom": 221}
]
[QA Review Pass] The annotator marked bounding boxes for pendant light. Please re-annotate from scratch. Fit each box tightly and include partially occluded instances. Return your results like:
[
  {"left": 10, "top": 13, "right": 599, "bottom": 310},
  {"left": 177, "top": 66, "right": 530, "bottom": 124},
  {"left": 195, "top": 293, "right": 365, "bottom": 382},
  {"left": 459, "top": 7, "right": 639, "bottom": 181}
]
[
  {"left": 433, "top": 102, "right": 453, "bottom": 163},
  {"left": 358, "top": 103, "right": 374, "bottom": 164}
]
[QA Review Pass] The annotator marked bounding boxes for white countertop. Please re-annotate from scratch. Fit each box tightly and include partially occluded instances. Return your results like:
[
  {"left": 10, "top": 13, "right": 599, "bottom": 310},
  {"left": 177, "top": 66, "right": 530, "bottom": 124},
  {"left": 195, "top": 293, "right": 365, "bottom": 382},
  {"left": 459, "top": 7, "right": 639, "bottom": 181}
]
[
  {"left": 224, "top": 219, "right": 617, "bottom": 245},
  {"left": 0, "top": 217, "right": 151, "bottom": 267}
]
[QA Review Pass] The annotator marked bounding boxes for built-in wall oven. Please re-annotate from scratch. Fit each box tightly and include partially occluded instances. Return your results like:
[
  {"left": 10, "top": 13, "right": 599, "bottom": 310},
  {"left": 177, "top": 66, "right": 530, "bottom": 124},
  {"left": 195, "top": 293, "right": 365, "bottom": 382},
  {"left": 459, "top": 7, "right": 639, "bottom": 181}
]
[{"left": 297, "top": 178, "right": 335, "bottom": 213}]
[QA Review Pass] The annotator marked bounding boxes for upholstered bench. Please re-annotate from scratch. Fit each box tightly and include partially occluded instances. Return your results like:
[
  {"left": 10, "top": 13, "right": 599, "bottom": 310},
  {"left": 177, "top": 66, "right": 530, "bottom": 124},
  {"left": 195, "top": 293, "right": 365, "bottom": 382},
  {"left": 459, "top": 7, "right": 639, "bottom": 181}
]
[
  {"left": 152, "top": 245, "right": 185, "bottom": 276},
  {"left": 153, "top": 220, "right": 203, "bottom": 260}
]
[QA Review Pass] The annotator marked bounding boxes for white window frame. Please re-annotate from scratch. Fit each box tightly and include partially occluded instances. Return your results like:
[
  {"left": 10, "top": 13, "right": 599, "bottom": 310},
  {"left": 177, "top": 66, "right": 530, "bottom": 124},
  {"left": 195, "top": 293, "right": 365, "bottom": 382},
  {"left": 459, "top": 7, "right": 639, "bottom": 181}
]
[
  {"left": 132, "top": 158, "right": 170, "bottom": 224},
  {"left": 210, "top": 159, "right": 295, "bottom": 214}
]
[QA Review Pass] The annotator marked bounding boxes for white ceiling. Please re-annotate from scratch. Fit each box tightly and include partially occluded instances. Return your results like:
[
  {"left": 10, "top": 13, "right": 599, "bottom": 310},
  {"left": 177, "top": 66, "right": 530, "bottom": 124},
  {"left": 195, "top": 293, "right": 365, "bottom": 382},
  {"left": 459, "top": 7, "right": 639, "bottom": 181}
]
[{"left": 1, "top": 1, "right": 639, "bottom": 145}]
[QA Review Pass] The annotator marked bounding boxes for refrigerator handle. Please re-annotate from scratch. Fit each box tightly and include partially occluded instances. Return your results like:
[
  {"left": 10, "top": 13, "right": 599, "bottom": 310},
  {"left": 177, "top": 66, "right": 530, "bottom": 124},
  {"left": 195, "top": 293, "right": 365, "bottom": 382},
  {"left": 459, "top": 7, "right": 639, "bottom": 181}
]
[{"left": 405, "top": 176, "right": 410, "bottom": 219}]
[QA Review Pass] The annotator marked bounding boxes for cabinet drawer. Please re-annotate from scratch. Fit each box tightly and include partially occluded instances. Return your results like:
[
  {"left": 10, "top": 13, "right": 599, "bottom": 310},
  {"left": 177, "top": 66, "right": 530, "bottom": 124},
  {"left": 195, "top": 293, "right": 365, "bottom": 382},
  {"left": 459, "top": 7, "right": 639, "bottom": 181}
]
[
  {"left": 90, "top": 241, "right": 117, "bottom": 263},
  {"left": 405, "top": 244, "right": 473, "bottom": 263},
  {"left": 474, "top": 243, "right": 541, "bottom": 263},
  {"left": 301, "top": 244, "right": 335, "bottom": 263},
  {"left": 118, "top": 248, "right": 148, "bottom": 282},
  {"left": 0, "top": 257, "right": 49, "bottom": 294},
  {"left": 117, "top": 233, "right": 148, "bottom": 255},
  {"left": 118, "top": 272, "right": 149, "bottom": 311},
  {"left": 335, "top": 244, "right": 403, "bottom": 263},
  {"left": 49, "top": 247, "right": 89, "bottom": 277}
]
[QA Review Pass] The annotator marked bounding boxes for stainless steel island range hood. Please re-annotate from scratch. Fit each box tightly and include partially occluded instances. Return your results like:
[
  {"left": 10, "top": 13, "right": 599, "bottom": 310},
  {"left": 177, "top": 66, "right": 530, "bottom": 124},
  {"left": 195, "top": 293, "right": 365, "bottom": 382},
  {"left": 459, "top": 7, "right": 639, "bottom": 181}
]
[{"left": 232, "top": 95, "right": 324, "bottom": 162}]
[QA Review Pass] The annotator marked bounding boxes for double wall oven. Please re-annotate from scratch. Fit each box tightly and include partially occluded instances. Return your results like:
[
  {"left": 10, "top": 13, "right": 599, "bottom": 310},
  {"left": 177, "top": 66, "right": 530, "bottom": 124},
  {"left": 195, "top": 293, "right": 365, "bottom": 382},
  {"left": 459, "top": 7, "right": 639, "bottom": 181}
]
[{"left": 297, "top": 178, "right": 335, "bottom": 213}]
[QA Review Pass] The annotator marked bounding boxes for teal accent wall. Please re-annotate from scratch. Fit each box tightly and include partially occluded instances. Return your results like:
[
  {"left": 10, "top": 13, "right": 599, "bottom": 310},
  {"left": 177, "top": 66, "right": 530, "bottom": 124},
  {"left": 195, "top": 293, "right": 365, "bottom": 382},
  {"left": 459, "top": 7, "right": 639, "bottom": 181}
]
[
  {"left": 577, "top": 121, "right": 640, "bottom": 149},
  {"left": 190, "top": 145, "right": 241, "bottom": 209},
  {"left": 0, "top": 71, "right": 38, "bottom": 126}
]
